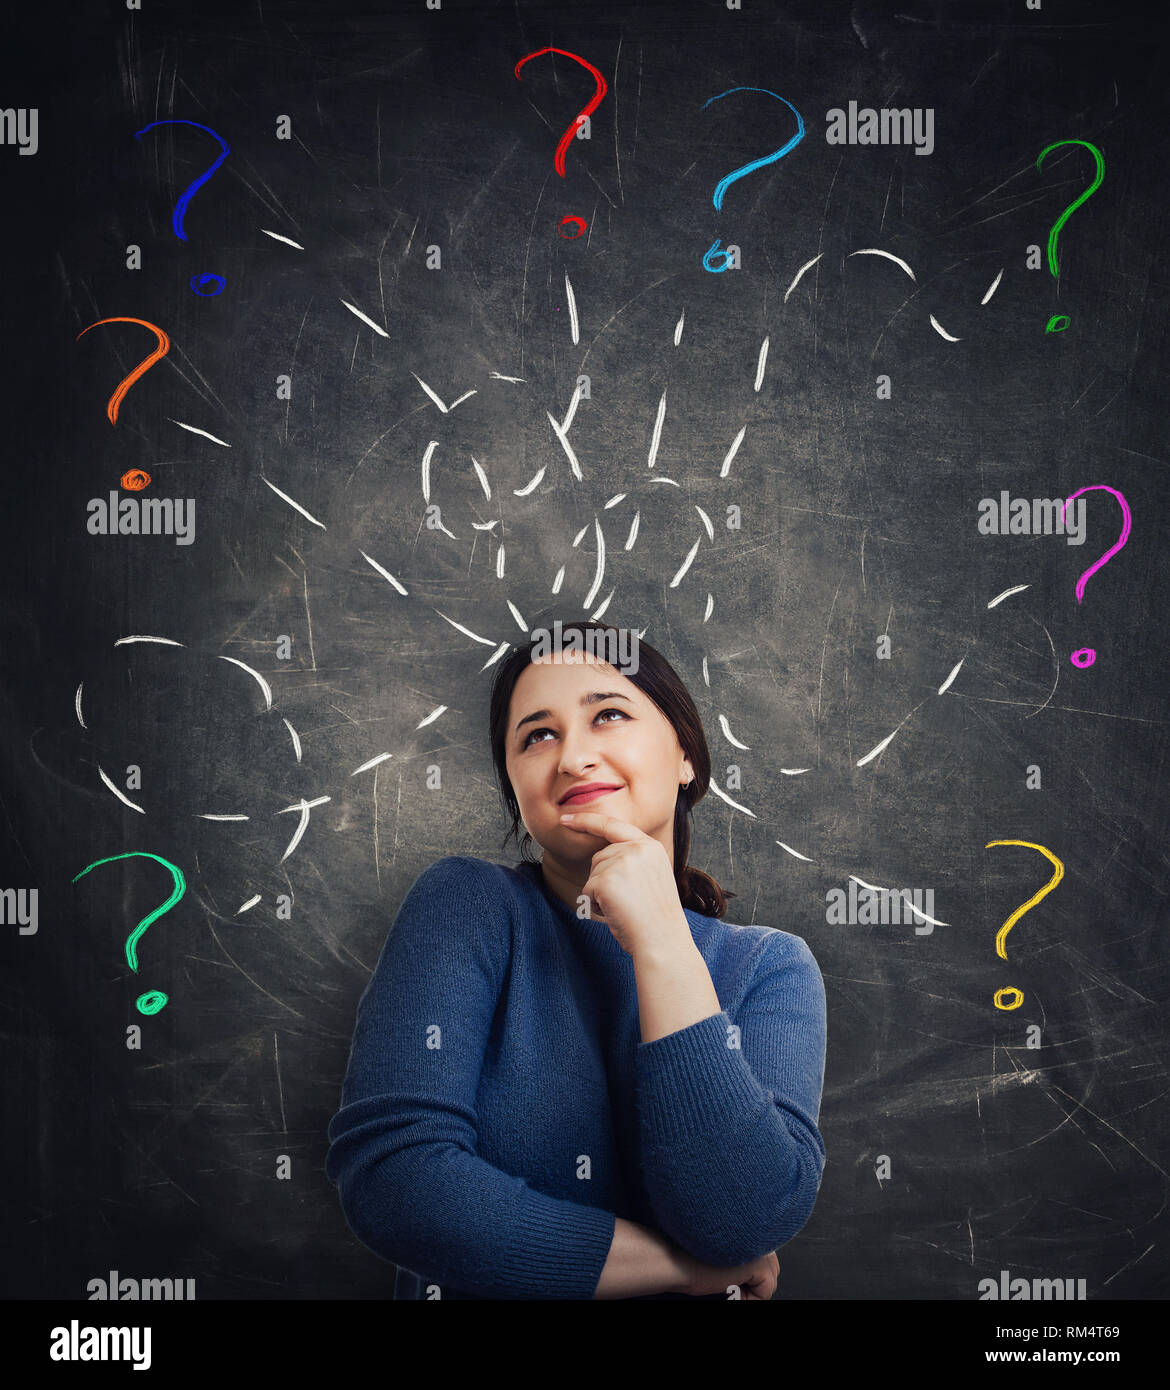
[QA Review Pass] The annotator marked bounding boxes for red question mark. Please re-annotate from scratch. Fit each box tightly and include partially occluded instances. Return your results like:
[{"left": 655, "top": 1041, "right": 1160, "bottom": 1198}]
[{"left": 514, "top": 47, "right": 607, "bottom": 238}]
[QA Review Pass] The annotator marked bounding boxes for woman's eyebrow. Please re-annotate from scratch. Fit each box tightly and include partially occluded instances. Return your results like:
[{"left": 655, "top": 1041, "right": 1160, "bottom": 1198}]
[{"left": 514, "top": 690, "right": 633, "bottom": 735}]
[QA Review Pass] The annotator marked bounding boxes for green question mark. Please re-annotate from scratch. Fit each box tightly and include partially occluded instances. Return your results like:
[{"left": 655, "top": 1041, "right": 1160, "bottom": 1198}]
[
  {"left": 1036, "top": 139, "right": 1104, "bottom": 333},
  {"left": 72, "top": 851, "right": 186, "bottom": 1014}
]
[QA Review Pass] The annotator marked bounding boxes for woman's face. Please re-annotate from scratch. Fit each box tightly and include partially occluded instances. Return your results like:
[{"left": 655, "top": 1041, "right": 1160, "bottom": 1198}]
[{"left": 504, "top": 650, "right": 693, "bottom": 871}]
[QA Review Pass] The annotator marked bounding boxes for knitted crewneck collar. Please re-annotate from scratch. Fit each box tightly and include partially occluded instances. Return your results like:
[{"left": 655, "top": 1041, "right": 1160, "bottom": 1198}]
[{"left": 515, "top": 858, "right": 634, "bottom": 958}]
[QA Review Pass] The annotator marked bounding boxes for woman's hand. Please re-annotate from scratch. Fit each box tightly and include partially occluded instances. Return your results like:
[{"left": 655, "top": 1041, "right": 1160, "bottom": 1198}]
[
  {"left": 675, "top": 1247, "right": 780, "bottom": 1301},
  {"left": 558, "top": 809, "right": 689, "bottom": 956}
]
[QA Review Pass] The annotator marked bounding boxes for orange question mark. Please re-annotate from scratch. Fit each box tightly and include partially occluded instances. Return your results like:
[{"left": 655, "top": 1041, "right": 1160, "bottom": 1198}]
[{"left": 75, "top": 316, "right": 171, "bottom": 425}]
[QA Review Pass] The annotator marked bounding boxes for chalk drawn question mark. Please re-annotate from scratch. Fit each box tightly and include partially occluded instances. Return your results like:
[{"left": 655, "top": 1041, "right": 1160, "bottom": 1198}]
[
  {"left": 985, "top": 840, "right": 1064, "bottom": 1011},
  {"left": 514, "top": 47, "right": 607, "bottom": 240},
  {"left": 72, "top": 851, "right": 186, "bottom": 1015},
  {"left": 1036, "top": 139, "right": 1104, "bottom": 333},
  {"left": 700, "top": 87, "right": 805, "bottom": 274},
  {"left": 74, "top": 317, "right": 170, "bottom": 454},
  {"left": 134, "top": 119, "right": 230, "bottom": 296},
  {"left": 1060, "top": 484, "right": 1131, "bottom": 669}
]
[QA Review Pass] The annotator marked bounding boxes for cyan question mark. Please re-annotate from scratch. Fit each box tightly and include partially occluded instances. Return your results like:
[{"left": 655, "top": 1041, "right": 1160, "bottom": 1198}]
[
  {"left": 701, "top": 87, "right": 804, "bottom": 274},
  {"left": 72, "top": 851, "right": 186, "bottom": 1015},
  {"left": 1036, "top": 138, "right": 1104, "bottom": 333},
  {"left": 134, "top": 120, "right": 230, "bottom": 297}
]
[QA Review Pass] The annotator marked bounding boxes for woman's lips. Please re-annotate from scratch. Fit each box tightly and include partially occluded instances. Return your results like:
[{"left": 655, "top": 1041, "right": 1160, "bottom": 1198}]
[{"left": 560, "top": 786, "right": 620, "bottom": 806}]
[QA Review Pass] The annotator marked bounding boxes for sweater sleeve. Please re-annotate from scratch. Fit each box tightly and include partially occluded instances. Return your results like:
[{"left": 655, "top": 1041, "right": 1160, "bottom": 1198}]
[
  {"left": 633, "top": 930, "right": 827, "bottom": 1268},
  {"left": 325, "top": 856, "right": 616, "bottom": 1299}
]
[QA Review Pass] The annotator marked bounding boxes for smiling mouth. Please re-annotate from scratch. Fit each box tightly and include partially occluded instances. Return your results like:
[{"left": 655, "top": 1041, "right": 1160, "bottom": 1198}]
[{"left": 559, "top": 787, "right": 621, "bottom": 806}]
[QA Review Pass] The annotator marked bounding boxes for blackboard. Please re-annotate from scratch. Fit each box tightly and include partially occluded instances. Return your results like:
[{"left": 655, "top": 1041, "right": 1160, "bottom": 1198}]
[{"left": 2, "top": 0, "right": 1167, "bottom": 1324}]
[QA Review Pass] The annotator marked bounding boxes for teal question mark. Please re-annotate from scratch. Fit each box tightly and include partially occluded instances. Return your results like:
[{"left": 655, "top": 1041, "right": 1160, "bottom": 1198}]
[
  {"left": 701, "top": 87, "right": 805, "bottom": 274},
  {"left": 72, "top": 851, "right": 186, "bottom": 1014},
  {"left": 1036, "top": 139, "right": 1104, "bottom": 333}
]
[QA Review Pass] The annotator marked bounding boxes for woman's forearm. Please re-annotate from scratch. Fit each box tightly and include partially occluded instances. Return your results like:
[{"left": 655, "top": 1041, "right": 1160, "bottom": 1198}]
[
  {"left": 592, "top": 1217, "right": 691, "bottom": 1298},
  {"left": 633, "top": 933, "right": 722, "bottom": 1044}
]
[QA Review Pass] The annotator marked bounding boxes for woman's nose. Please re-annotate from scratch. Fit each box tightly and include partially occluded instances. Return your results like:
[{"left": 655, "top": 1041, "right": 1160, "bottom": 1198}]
[{"left": 557, "top": 723, "right": 599, "bottom": 774}]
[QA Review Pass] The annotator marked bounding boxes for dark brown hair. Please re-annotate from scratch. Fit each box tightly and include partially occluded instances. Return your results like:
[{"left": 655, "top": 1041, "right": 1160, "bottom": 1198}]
[{"left": 488, "top": 618, "right": 735, "bottom": 918}]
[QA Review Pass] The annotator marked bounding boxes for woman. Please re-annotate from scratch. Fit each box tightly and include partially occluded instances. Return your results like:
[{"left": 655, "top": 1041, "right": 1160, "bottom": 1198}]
[{"left": 325, "top": 618, "right": 827, "bottom": 1299}]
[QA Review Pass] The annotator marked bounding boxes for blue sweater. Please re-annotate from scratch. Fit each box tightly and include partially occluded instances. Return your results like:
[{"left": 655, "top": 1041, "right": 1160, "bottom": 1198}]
[{"left": 325, "top": 855, "right": 827, "bottom": 1299}]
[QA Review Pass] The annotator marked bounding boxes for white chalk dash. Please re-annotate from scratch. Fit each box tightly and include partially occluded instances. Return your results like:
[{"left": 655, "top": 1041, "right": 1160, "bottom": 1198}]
[
  {"left": 720, "top": 425, "right": 747, "bottom": 479},
  {"left": 754, "top": 337, "right": 769, "bottom": 392},
  {"left": 929, "top": 314, "right": 961, "bottom": 342},
  {"left": 506, "top": 601, "right": 528, "bottom": 632},
  {"left": 673, "top": 309, "right": 685, "bottom": 345},
  {"left": 413, "top": 374, "right": 477, "bottom": 413},
  {"left": 218, "top": 656, "right": 273, "bottom": 711},
  {"left": 235, "top": 894, "right": 262, "bottom": 914},
  {"left": 489, "top": 371, "right": 526, "bottom": 383},
  {"left": 784, "top": 253, "right": 823, "bottom": 302},
  {"left": 583, "top": 518, "right": 606, "bottom": 609},
  {"left": 480, "top": 641, "right": 511, "bottom": 671},
  {"left": 988, "top": 584, "right": 1029, "bottom": 608},
  {"left": 694, "top": 506, "right": 714, "bottom": 541},
  {"left": 564, "top": 273, "right": 580, "bottom": 345},
  {"left": 937, "top": 658, "right": 965, "bottom": 695},
  {"left": 848, "top": 247, "right": 917, "bottom": 281},
  {"left": 260, "top": 229, "right": 304, "bottom": 250},
  {"left": 283, "top": 717, "right": 302, "bottom": 762},
  {"left": 360, "top": 550, "right": 408, "bottom": 594},
  {"left": 420, "top": 439, "right": 440, "bottom": 502},
  {"left": 197, "top": 813, "right": 250, "bottom": 821},
  {"left": 704, "top": 593, "right": 714, "bottom": 622},
  {"left": 981, "top": 268, "right": 1004, "bottom": 305},
  {"left": 114, "top": 635, "right": 185, "bottom": 647},
  {"left": 75, "top": 682, "right": 86, "bottom": 729},
  {"left": 780, "top": 767, "right": 811, "bottom": 775},
  {"left": 415, "top": 706, "right": 448, "bottom": 730},
  {"left": 471, "top": 457, "right": 491, "bottom": 500},
  {"left": 776, "top": 840, "right": 814, "bottom": 862},
  {"left": 170, "top": 420, "right": 231, "bottom": 447},
  {"left": 718, "top": 713, "right": 750, "bottom": 749},
  {"left": 98, "top": 765, "right": 145, "bottom": 814},
  {"left": 514, "top": 467, "right": 547, "bottom": 496},
  {"left": 857, "top": 727, "right": 900, "bottom": 766},
  {"left": 709, "top": 783, "right": 757, "bottom": 818},
  {"left": 624, "top": 511, "right": 639, "bottom": 550},
  {"left": 473, "top": 519, "right": 499, "bottom": 531},
  {"left": 604, "top": 493, "right": 626, "bottom": 508},
  {"left": 669, "top": 536, "right": 701, "bottom": 588},
  {"left": 435, "top": 611, "right": 496, "bottom": 646},
  {"left": 341, "top": 299, "right": 389, "bottom": 337},
  {"left": 276, "top": 794, "right": 331, "bottom": 863},
  {"left": 261, "top": 475, "right": 326, "bottom": 529},
  {"left": 647, "top": 390, "right": 667, "bottom": 469},
  {"left": 547, "top": 412, "right": 583, "bottom": 480},
  {"left": 352, "top": 751, "right": 393, "bottom": 776}
]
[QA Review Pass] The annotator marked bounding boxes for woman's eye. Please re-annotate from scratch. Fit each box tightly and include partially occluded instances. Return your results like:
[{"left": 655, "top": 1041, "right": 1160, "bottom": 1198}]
[{"left": 521, "top": 708, "right": 628, "bottom": 748}]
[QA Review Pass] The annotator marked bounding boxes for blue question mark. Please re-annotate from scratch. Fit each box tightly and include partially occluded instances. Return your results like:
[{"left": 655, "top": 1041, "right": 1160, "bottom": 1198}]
[{"left": 134, "top": 119, "right": 230, "bottom": 297}]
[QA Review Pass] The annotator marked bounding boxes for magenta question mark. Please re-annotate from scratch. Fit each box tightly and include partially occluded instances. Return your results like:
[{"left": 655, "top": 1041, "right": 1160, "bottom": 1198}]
[{"left": 1060, "top": 484, "right": 1131, "bottom": 668}]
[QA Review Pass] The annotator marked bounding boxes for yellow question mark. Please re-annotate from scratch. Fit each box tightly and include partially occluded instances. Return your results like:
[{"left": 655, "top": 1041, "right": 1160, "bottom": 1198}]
[{"left": 985, "top": 840, "right": 1065, "bottom": 1010}]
